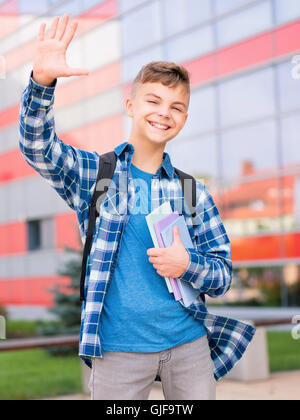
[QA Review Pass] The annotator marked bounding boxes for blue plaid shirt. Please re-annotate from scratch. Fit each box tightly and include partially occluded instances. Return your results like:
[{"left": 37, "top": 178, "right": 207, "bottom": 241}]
[{"left": 19, "top": 74, "right": 256, "bottom": 381}]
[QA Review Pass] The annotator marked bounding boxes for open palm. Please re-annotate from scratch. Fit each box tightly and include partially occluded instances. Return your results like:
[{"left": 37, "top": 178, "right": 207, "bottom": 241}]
[{"left": 33, "top": 14, "right": 89, "bottom": 86}]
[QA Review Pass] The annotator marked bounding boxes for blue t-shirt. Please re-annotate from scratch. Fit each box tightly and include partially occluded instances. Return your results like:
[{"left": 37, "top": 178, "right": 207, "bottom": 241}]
[{"left": 99, "top": 162, "right": 206, "bottom": 352}]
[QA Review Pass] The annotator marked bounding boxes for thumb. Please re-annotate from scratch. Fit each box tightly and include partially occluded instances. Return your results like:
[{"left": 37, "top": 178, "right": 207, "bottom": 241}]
[{"left": 172, "top": 225, "right": 181, "bottom": 244}]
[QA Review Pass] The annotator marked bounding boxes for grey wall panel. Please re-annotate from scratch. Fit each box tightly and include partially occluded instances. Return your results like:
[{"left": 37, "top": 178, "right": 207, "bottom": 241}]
[
  {"left": 0, "top": 250, "right": 78, "bottom": 278},
  {"left": 0, "top": 176, "right": 72, "bottom": 224},
  {"left": 0, "top": 76, "right": 24, "bottom": 112},
  {"left": 55, "top": 87, "right": 123, "bottom": 133},
  {"left": 0, "top": 125, "right": 19, "bottom": 154}
]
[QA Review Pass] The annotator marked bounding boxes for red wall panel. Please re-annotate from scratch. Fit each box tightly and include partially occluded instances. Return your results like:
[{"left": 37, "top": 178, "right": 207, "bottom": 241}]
[
  {"left": 55, "top": 212, "right": 81, "bottom": 251},
  {"left": 231, "top": 232, "right": 300, "bottom": 262},
  {"left": 54, "top": 61, "right": 120, "bottom": 110},
  {"left": 0, "top": 222, "right": 27, "bottom": 255},
  {"left": 216, "top": 32, "right": 273, "bottom": 77},
  {"left": 0, "top": 275, "right": 71, "bottom": 306},
  {"left": 0, "top": 114, "right": 123, "bottom": 185},
  {"left": 0, "top": 148, "right": 35, "bottom": 184},
  {"left": 274, "top": 20, "right": 300, "bottom": 57}
]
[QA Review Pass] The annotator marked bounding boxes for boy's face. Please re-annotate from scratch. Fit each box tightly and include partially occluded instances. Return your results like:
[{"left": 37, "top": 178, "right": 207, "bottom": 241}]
[{"left": 125, "top": 82, "right": 189, "bottom": 147}]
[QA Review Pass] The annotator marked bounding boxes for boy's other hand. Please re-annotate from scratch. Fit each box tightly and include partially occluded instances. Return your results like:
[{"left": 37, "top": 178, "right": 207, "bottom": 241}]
[
  {"left": 147, "top": 226, "right": 190, "bottom": 278},
  {"left": 33, "top": 14, "right": 89, "bottom": 86}
]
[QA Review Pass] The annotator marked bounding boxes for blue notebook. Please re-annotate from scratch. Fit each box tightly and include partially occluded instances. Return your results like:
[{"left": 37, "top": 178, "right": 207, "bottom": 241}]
[{"left": 161, "top": 215, "right": 201, "bottom": 307}]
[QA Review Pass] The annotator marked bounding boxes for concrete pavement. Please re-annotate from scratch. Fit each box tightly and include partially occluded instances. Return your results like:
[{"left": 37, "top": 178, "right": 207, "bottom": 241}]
[{"left": 44, "top": 370, "right": 300, "bottom": 400}]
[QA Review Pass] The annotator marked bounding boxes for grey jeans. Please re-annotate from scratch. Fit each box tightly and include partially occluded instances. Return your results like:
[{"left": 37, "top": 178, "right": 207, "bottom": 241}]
[{"left": 89, "top": 334, "right": 216, "bottom": 400}]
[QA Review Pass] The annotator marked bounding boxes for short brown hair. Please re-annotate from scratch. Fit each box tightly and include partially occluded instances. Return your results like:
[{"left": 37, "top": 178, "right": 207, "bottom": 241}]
[{"left": 131, "top": 61, "right": 190, "bottom": 107}]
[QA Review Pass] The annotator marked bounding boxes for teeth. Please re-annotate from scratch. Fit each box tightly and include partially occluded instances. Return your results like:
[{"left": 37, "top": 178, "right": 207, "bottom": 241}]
[{"left": 149, "top": 121, "right": 169, "bottom": 130}]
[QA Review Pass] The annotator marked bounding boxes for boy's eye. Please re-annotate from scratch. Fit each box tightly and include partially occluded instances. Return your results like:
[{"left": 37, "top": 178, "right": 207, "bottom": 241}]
[{"left": 147, "top": 101, "right": 182, "bottom": 112}]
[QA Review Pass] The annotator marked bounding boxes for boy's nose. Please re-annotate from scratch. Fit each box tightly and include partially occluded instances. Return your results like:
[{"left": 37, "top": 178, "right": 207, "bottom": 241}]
[{"left": 157, "top": 109, "right": 171, "bottom": 118}]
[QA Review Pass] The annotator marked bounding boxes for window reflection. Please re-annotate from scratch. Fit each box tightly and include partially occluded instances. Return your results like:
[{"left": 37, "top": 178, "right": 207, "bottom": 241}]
[
  {"left": 169, "top": 135, "right": 218, "bottom": 184},
  {"left": 162, "top": 0, "right": 212, "bottom": 37},
  {"left": 220, "top": 119, "right": 277, "bottom": 180},
  {"left": 274, "top": 0, "right": 300, "bottom": 24},
  {"left": 165, "top": 25, "right": 214, "bottom": 63},
  {"left": 120, "top": 1, "right": 161, "bottom": 56},
  {"left": 216, "top": 0, "right": 273, "bottom": 48},
  {"left": 219, "top": 67, "right": 276, "bottom": 127},
  {"left": 277, "top": 60, "right": 300, "bottom": 112},
  {"left": 214, "top": 0, "right": 257, "bottom": 15}
]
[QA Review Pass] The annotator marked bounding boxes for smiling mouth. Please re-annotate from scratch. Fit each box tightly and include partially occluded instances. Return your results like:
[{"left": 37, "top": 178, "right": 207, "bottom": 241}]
[{"left": 147, "top": 121, "right": 171, "bottom": 131}]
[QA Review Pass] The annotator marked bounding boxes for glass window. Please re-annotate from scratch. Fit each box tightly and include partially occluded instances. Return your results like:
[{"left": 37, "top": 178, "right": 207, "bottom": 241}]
[
  {"left": 118, "top": 0, "right": 147, "bottom": 13},
  {"left": 274, "top": 0, "right": 300, "bottom": 24},
  {"left": 220, "top": 119, "right": 278, "bottom": 180},
  {"left": 28, "top": 220, "right": 41, "bottom": 251},
  {"left": 48, "top": 0, "right": 82, "bottom": 16},
  {"left": 216, "top": 0, "right": 273, "bottom": 48},
  {"left": 121, "top": 1, "right": 162, "bottom": 56},
  {"left": 82, "top": 0, "right": 106, "bottom": 12},
  {"left": 162, "top": 0, "right": 212, "bottom": 37},
  {"left": 183, "top": 86, "right": 216, "bottom": 137},
  {"left": 168, "top": 135, "right": 218, "bottom": 182},
  {"left": 277, "top": 60, "right": 300, "bottom": 112},
  {"left": 165, "top": 25, "right": 214, "bottom": 63},
  {"left": 280, "top": 113, "right": 300, "bottom": 167},
  {"left": 219, "top": 67, "right": 276, "bottom": 127},
  {"left": 121, "top": 45, "right": 163, "bottom": 83},
  {"left": 214, "top": 0, "right": 256, "bottom": 15},
  {"left": 18, "top": 0, "right": 49, "bottom": 14},
  {"left": 27, "top": 218, "right": 54, "bottom": 251}
]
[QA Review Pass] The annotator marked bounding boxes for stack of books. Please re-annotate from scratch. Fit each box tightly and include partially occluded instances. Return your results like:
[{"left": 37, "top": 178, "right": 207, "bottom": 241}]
[{"left": 146, "top": 201, "right": 200, "bottom": 307}]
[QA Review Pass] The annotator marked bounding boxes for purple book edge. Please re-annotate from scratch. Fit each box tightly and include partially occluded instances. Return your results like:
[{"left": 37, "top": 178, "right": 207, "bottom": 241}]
[{"left": 153, "top": 212, "right": 182, "bottom": 301}]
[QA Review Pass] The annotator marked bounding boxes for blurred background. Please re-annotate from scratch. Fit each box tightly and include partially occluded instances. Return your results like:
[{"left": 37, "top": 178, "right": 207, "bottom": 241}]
[{"left": 0, "top": 0, "right": 300, "bottom": 400}]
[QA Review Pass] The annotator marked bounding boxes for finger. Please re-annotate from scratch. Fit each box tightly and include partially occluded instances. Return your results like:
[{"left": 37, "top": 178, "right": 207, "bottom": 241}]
[
  {"left": 148, "top": 256, "right": 161, "bottom": 264},
  {"left": 62, "top": 20, "right": 79, "bottom": 48},
  {"left": 46, "top": 16, "right": 59, "bottom": 39},
  {"left": 37, "top": 23, "right": 46, "bottom": 42},
  {"left": 55, "top": 14, "right": 69, "bottom": 41},
  {"left": 64, "top": 67, "right": 89, "bottom": 77},
  {"left": 147, "top": 248, "right": 163, "bottom": 257}
]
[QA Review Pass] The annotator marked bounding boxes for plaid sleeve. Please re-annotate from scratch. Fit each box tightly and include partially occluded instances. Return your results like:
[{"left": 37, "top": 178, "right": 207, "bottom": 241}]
[
  {"left": 178, "top": 184, "right": 232, "bottom": 298},
  {"left": 19, "top": 72, "right": 98, "bottom": 211}
]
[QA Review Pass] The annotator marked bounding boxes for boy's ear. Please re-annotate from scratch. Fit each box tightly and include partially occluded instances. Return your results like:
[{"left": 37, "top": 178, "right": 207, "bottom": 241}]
[{"left": 125, "top": 98, "right": 134, "bottom": 118}]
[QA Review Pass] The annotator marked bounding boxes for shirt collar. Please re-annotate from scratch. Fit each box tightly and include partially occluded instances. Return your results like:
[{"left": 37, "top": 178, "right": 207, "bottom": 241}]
[{"left": 114, "top": 141, "right": 175, "bottom": 180}]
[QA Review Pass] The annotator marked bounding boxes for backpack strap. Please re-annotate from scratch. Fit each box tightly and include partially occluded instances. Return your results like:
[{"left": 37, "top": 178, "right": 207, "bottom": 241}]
[
  {"left": 80, "top": 151, "right": 117, "bottom": 301},
  {"left": 174, "top": 168, "right": 205, "bottom": 304},
  {"left": 174, "top": 167, "right": 197, "bottom": 219}
]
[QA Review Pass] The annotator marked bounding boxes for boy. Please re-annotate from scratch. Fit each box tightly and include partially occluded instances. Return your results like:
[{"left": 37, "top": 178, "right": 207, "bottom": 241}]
[{"left": 19, "top": 15, "right": 255, "bottom": 400}]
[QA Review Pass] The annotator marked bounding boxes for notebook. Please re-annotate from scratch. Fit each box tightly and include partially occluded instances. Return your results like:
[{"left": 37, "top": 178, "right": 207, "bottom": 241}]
[{"left": 161, "top": 215, "right": 201, "bottom": 307}]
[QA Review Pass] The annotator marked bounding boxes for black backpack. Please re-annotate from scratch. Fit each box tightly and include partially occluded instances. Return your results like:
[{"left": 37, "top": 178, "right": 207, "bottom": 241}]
[{"left": 80, "top": 151, "right": 197, "bottom": 301}]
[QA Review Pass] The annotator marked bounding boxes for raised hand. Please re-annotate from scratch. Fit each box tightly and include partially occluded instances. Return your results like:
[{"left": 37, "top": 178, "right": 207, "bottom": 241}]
[{"left": 33, "top": 14, "right": 89, "bottom": 86}]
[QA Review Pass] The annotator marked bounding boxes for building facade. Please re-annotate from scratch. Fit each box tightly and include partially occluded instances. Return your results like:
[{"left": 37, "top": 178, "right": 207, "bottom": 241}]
[{"left": 0, "top": 0, "right": 300, "bottom": 308}]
